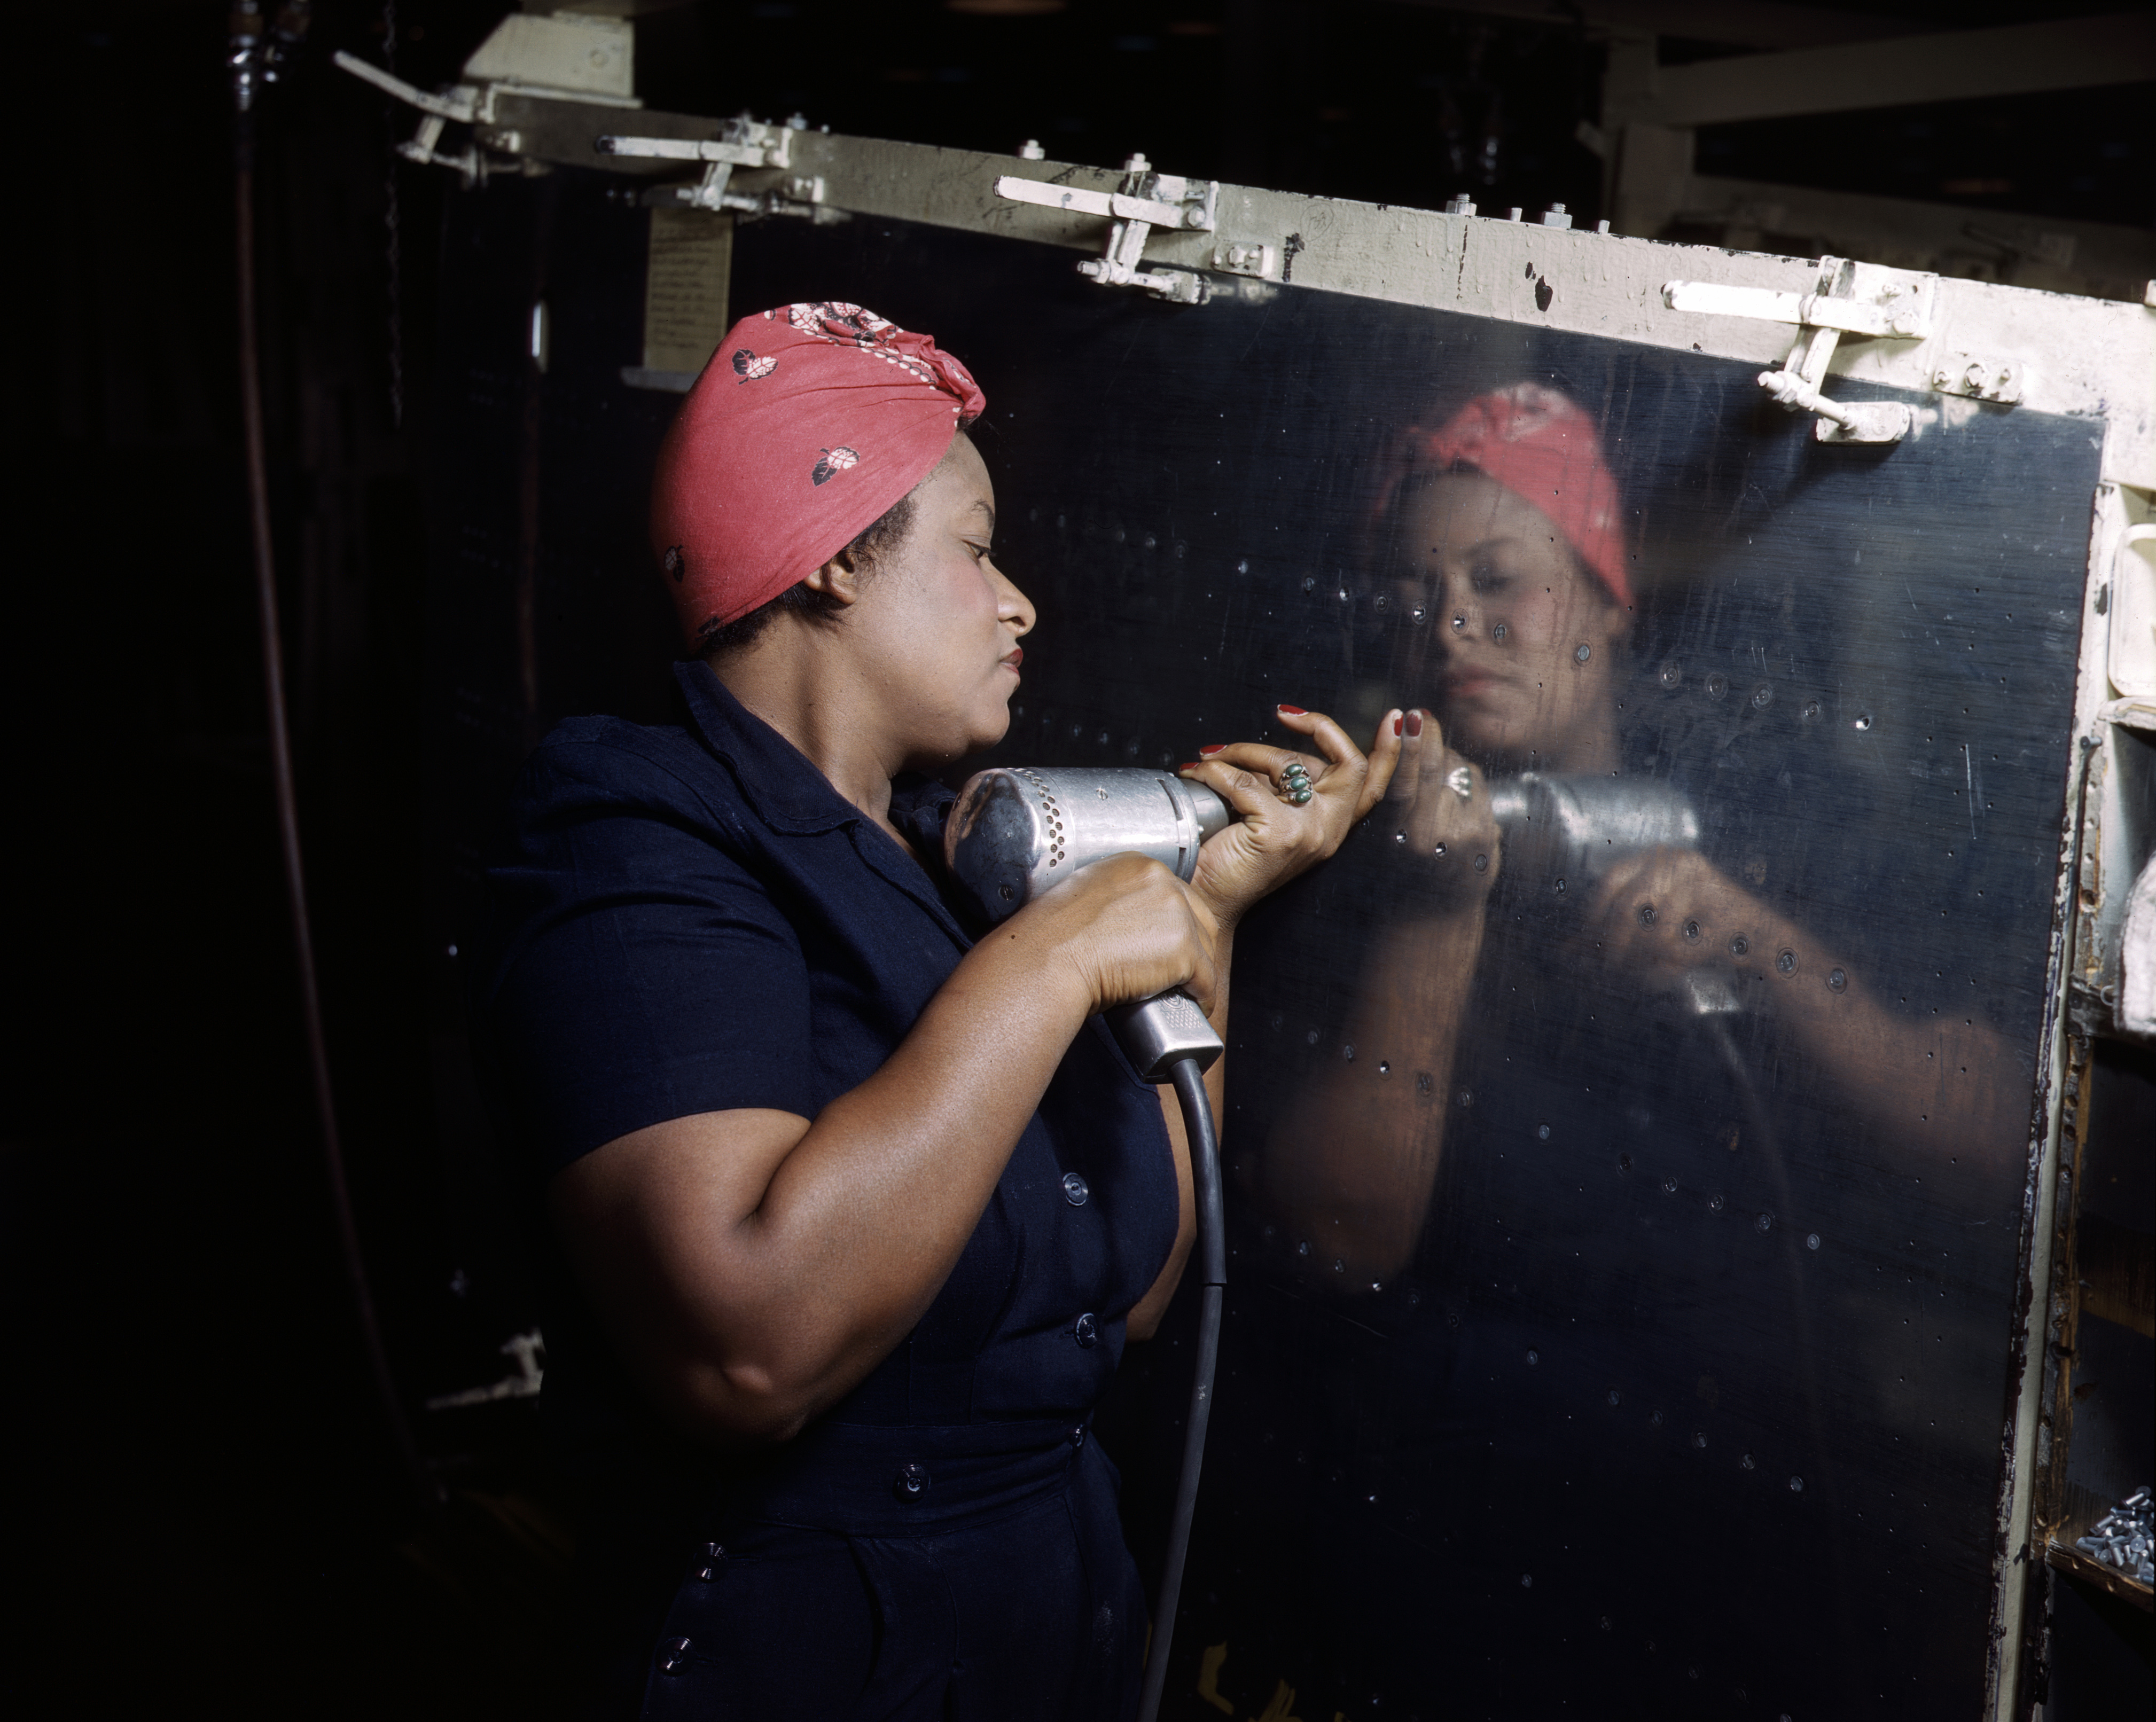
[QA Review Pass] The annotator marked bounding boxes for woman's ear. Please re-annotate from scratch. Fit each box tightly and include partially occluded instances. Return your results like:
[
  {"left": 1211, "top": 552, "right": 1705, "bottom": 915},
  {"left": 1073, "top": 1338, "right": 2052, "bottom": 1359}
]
[{"left": 801, "top": 554, "right": 870, "bottom": 607}]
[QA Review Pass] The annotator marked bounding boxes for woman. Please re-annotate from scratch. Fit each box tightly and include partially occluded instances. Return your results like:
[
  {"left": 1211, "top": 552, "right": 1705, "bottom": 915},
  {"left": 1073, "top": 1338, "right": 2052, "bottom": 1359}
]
[
  {"left": 476, "top": 302, "right": 1400, "bottom": 1720},
  {"left": 1266, "top": 382, "right": 2015, "bottom": 1277}
]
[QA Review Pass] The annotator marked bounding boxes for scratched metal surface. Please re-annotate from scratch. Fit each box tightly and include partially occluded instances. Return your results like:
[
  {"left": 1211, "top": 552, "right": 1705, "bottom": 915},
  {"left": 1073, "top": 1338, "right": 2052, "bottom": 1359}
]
[
  {"left": 430, "top": 183, "right": 2098, "bottom": 1719},
  {"left": 725, "top": 212, "right": 2095, "bottom": 1720}
]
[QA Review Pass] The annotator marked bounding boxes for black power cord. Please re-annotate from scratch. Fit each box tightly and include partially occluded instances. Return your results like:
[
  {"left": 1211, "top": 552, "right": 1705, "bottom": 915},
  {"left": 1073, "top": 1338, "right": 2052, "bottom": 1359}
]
[{"left": 1137, "top": 1056, "right": 1227, "bottom": 1722}]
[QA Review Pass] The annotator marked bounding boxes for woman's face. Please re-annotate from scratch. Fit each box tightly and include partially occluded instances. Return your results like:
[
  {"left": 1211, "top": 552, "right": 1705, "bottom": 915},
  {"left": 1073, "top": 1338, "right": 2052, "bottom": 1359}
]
[
  {"left": 1392, "top": 471, "right": 1628, "bottom": 774},
  {"left": 852, "top": 434, "right": 1036, "bottom": 767}
]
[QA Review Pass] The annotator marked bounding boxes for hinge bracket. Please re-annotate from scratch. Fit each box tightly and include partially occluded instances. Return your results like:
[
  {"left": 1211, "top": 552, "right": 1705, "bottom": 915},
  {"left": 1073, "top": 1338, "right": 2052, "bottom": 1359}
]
[
  {"left": 996, "top": 154, "right": 1217, "bottom": 306},
  {"left": 595, "top": 117, "right": 799, "bottom": 211},
  {"left": 1662, "top": 256, "right": 1938, "bottom": 444}
]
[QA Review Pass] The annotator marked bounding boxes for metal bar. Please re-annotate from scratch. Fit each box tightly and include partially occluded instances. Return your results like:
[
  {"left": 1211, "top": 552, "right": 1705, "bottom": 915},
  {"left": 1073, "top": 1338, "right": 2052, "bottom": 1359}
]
[
  {"left": 331, "top": 49, "right": 474, "bottom": 122},
  {"left": 1644, "top": 12, "right": 2156, "bottom": 128}
]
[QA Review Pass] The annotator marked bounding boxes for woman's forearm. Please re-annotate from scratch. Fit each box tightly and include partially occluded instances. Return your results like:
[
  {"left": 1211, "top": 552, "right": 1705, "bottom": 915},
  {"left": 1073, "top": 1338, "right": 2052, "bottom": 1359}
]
[{"left": 1261, "top": 911, "right": 1486, "bottom": 1282}]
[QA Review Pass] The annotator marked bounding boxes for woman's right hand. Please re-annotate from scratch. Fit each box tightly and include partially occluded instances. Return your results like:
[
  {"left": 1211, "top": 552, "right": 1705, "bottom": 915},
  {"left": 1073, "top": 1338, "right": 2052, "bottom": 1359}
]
[
  {"left": 1378, "top": 709, "right": 1504, "bottom": 911},
  {"left": 1011, "top": 851, "right": 1223, "bottom": 1019}
]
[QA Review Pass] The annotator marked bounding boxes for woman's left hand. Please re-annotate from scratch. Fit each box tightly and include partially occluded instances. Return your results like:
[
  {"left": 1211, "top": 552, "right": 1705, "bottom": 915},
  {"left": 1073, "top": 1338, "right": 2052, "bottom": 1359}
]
[
  {"left": 1176, "top": 705, "right": 1402, "bottom": 929},
  {"left": 1585, "top": 846, "right": 1788, "bottom": 994}
]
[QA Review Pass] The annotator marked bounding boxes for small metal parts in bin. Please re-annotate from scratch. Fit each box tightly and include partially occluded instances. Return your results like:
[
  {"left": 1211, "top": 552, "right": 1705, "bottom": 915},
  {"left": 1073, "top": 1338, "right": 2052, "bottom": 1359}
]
[{"left": 2074, "top": 1487, "right": 2154, "bottom": 1585}]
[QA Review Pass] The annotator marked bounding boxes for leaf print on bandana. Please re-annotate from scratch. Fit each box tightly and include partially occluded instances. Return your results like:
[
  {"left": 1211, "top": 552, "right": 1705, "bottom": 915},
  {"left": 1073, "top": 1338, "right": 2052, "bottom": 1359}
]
[
  {"left": 730, "top": 348, "right": 777, "bottom": 382},
  {"left": 811, "top": 446, "right": 860, "bottom": 486}
]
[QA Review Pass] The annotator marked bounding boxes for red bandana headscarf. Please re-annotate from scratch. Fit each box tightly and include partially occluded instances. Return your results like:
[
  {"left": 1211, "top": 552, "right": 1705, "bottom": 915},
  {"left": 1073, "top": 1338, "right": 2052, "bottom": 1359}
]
[
  {"left": 1379, "top": 383, "right": 1631, "bottom": 606},
  {"left": 650, "top": 302, "right": 986, "bottom": 647}
]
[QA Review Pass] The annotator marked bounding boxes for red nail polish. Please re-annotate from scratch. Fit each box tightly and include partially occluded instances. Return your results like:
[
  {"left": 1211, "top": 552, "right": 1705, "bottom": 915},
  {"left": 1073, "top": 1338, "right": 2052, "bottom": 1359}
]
[
  {"left": 1200, "top": 744, "right": 1226, "bottom": 756},
  {"left": 1405, "top": 710, "right": 1424, "bottom": 737},
  {"left": 1276, "top": 704, "right": 1308, "bottom": 716},
  {"left": 1177, "top": 761, "right": 1201, "bottom": 772},
  {"left": 1392, "top": 714, "right": 1403, "bottom": 736}
]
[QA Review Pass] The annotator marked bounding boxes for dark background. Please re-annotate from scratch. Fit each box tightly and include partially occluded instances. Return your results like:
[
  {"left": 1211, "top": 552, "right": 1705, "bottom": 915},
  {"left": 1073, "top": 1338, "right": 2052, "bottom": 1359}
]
[{"left": 4, "top": 2, "right": 2149, "bottom": 1716}]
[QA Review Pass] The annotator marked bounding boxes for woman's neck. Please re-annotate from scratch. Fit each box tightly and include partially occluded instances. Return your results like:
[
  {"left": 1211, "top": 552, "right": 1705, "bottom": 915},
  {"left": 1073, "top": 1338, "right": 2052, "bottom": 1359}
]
[{"left": 707, "top": 639, "right": 903, "bottom": 837}]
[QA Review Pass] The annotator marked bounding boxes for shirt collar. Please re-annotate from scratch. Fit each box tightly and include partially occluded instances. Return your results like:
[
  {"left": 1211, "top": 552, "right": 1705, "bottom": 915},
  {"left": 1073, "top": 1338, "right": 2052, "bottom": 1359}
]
[
  {"left": 675, "top": 658, "right": 872, "bottom": 834},
  {"left": 673, "top": 663, "right": 971, "bottom": 921}
]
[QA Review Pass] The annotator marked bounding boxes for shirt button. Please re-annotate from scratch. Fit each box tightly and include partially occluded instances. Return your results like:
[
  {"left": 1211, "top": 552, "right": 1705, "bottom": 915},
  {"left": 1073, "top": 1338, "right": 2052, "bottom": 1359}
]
[
  {"left": 1061, "top": 1172, "right": 1090, "bottom": 1206},
  {"left": 659, "top": 1637, "right": 693, "bottom": 1676},
  {"left": 893, "top": 1462, "right": 930, "bottom": 1500},
  {"left": 1070, "top": 1423, "right": 1087, "bottom": 1449},
  {"left": 1074, "top": 1312, "right": 1099, "bottom": 1348}
]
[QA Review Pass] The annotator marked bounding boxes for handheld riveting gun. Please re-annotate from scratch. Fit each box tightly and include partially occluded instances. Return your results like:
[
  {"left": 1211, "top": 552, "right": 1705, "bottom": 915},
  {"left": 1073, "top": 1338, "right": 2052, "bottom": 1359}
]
[{"left": 943, "top": 765, "right": 1231, "bottom": 1722}]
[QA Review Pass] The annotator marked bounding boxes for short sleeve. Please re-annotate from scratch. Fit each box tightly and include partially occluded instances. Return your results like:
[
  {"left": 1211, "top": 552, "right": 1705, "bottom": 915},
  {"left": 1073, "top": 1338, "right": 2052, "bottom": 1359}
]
[{"left": 476, "top": 728, "right": 816, "bottom": 1173}]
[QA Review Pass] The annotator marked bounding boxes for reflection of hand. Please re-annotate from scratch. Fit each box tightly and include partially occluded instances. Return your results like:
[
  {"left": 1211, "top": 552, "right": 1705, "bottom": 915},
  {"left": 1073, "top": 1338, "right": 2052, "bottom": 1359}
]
[
  {"left": 1587, "top": 846, "right": 1784, "bottom": 992},
  {"left": 1376, "top": 709, "right": 1503, "bottom": 913},
  {"left": 1175, "top": 705, "right": 1400, "bottom": 929}
]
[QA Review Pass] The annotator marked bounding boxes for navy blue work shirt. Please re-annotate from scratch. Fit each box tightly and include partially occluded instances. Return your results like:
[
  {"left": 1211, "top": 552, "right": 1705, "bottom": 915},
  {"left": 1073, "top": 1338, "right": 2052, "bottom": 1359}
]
[{"left": 474, "top": 661, "right": 1181, "bottom": 1716}]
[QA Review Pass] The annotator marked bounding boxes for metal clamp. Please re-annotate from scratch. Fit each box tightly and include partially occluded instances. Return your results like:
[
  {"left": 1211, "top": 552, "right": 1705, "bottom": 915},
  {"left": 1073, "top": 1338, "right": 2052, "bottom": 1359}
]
[
  {"left": 996, "top": 153, "right": 1217, "bottom": 306},
  {"left": 1662, "top": 256, "right": 1937, "bottom": 444},
  {"left": 597, "top": 115, "right": 796, "bottom": 211}
]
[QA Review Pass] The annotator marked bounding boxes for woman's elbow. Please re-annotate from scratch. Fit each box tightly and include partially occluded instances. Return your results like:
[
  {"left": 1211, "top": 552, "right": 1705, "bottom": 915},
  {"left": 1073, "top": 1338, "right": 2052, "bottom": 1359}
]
[{"left": 651, "top": 1352, "right": 822, "bottom": 1446}]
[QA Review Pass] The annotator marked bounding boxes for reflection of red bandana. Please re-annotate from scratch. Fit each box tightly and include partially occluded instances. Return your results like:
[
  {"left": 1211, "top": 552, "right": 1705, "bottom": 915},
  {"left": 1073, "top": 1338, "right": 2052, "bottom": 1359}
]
[
  {"left": 1381, "top": 383, "right": 1630, "bottom": 606},
  {"left": 651, "top": 302, "right": 986, "bottom": 645}
]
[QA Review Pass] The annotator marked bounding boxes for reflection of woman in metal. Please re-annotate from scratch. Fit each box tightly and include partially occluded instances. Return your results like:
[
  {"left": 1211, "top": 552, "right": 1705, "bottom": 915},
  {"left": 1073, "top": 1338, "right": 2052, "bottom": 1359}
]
[{"left": 1263, "top": 383, "right": 2012, "bottom": 1281}]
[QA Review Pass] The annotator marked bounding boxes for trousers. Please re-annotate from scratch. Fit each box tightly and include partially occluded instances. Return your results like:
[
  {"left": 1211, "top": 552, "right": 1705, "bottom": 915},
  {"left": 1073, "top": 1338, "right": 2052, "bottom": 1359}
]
[{"left": 637, "top": 1416, "right": 1147, "bottom": 1721}]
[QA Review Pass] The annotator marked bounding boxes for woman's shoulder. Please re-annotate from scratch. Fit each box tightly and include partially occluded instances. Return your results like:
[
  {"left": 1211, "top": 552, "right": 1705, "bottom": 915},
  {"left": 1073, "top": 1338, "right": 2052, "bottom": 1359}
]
[{"left": 516, "top": 714, "right": 747, "bottom": 828}]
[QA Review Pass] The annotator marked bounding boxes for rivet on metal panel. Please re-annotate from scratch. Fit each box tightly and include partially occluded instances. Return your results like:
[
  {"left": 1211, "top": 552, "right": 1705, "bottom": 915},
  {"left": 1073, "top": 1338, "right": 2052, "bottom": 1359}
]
[
  {"left": 1807, "top": 1233, "right": 1822, "bottom": 1250},
  {"left": 1659, "top": 661, "right": 1682, "bottom": 688},
  {"left": 1929, "top": 353, "right": 2025, "bottom": 405}
]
